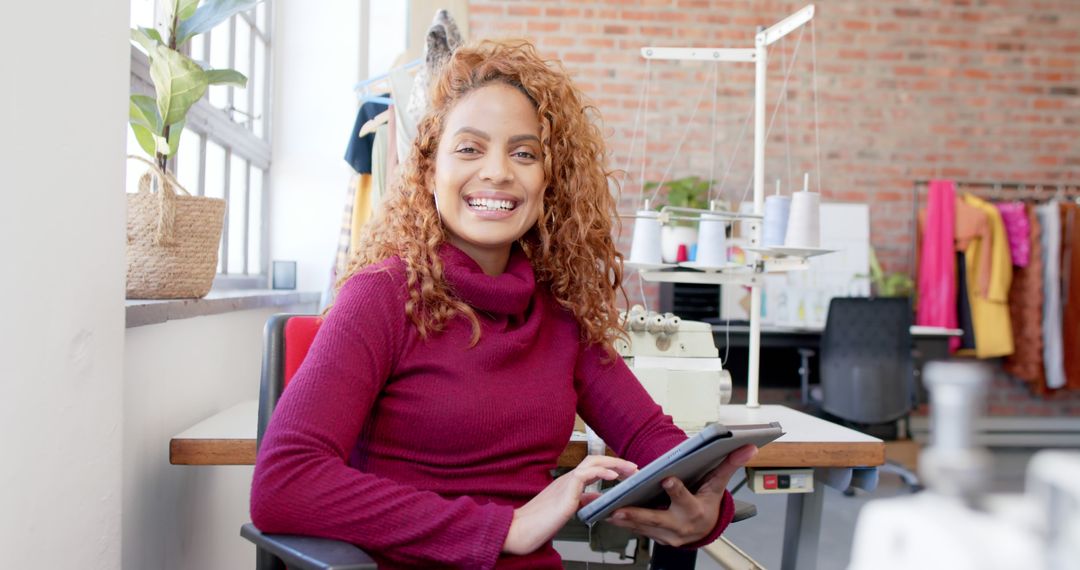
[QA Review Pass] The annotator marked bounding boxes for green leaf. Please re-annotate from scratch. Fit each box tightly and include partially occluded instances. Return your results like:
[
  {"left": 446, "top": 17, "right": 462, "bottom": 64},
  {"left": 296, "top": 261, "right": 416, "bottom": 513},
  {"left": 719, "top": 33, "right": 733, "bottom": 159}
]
[
  {"left": 150, "top": 44, "right": 208, "bottom": 127},
  {"left": 130, "top": 27, "right": 162, "bottom": 53},
  {"left": 204, "top": 68, "right": 247, "bottom": 88},
  {"left": 129, "top": 121, "right": 159, "bottom": 157},
  {"left": 177, "top": 0, "right": 200, "bottom": 20},
  {"left": 129, "top": 94, "right": 162, "bottom": 133},
  {"left": 176, "top": 0, "right": 261, "bottom": 45},
  {"left": 166, "top": 120, "right": 186, "bottom": 156}
]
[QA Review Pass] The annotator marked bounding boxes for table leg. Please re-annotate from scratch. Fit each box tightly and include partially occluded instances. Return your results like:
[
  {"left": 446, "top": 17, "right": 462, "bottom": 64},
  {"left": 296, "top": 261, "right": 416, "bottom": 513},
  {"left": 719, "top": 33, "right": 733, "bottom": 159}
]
[{"left": 780, "top": 476, "right": 825, "bottom": 570}]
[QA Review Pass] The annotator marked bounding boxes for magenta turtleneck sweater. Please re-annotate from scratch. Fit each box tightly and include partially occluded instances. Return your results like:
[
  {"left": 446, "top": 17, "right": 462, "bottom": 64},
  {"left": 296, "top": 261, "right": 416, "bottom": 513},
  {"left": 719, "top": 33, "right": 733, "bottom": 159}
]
[{"left": 250, "top": 244, "right": 733, "bottom": 569}]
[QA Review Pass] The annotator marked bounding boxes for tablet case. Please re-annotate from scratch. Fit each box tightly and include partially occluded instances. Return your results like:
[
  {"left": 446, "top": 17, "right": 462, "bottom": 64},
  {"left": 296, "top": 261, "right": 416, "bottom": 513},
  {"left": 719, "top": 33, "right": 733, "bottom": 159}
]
[{"left": 576, "top": 422, "right": 784, "bottom": 525}]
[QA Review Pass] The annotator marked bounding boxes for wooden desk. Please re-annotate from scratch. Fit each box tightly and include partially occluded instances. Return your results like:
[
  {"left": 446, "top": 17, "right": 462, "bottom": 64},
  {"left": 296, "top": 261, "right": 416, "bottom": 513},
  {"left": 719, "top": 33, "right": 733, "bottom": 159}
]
[{"left": 171, "top": 402, "right": 883, "bottom": 469}]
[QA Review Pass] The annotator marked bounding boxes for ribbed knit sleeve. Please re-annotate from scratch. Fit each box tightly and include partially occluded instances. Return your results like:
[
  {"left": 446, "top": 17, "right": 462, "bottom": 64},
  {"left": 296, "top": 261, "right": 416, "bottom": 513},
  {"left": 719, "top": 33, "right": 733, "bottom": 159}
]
[
  {"left": 249, "top": 265, "right": 514, "bottom": 569},
  {"left": 573, "top": 343, "right": 735, "bottom": 546}
]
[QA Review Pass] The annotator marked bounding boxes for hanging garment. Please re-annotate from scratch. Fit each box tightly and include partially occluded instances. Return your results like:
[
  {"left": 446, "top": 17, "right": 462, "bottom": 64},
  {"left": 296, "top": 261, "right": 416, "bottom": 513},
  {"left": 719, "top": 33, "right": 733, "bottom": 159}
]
[
  {"left": 962, "top": 193, "right": 1013, "bottom": 358},
  {"left": 1037, "top": 201, "right": 1066, "bottom": 389},
  {"left": 349, "top": 175, "right": 374, "bottom": 255},
  {"left": 389, "top": 63, "right": 417, "bottom": 162},
  {"left": 386, "top": 104, "right": 400, "bottom": 188},
  {"left": 1004, "top": 204, "right": 1047, "bottom": 391},
  {"left": 996, "top": 201, "right": 1031, "bottom": 268},
  {"left": 1060, "top": 202, "right": 1080, "bottom": 390},
  {"left": 345, "top": 99, "right": 390, "bottom": 173},
  {"left": 956, "top": 252, "right": 976, "bottom": 350},
  {"left": 405, "top": 10, "right": 463, "bottom": 130},
  {"left": 955, "top": 197, "right": 993, "bottom": 297},
  {"left": 370, "top": 122, "right": 389, "bottom": 211},
  {"left": 916, "top": 180, "right": 959, "bottom": 351}
]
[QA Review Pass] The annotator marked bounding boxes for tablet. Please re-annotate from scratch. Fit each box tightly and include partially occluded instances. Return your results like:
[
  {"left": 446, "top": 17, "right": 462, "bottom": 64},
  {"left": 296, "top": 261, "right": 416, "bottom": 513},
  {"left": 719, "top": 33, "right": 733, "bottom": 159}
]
[{"left": 576, "top": 422, "right": 784, "bottom": 525}]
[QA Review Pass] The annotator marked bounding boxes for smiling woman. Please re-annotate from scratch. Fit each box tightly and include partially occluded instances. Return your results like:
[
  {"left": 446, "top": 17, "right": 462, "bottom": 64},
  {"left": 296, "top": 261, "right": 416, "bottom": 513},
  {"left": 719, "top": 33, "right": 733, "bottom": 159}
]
[{"left": 249, "top": 39, "right": 754, "bottom": 570}]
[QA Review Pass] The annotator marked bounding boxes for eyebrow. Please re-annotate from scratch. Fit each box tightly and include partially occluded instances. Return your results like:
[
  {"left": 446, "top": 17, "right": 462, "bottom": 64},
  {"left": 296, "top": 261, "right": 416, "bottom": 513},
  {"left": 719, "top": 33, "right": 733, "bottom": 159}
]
[{"left": 452, "top": 127, "right": 540, "bottom": 146}]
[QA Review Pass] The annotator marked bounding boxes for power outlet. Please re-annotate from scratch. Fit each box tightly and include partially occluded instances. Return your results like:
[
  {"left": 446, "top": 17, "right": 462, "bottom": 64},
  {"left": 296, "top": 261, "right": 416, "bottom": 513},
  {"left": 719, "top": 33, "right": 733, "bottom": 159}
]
[{"left": 746, "top": 468, "right": 814, "bottom": 494}]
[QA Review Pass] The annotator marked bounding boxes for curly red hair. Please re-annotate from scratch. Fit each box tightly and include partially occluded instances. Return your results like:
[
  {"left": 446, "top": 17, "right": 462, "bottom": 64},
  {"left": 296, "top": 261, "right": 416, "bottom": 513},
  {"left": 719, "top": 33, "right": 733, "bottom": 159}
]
[{"left": 339, "top": 39, "right": 626, "bottom": 350}]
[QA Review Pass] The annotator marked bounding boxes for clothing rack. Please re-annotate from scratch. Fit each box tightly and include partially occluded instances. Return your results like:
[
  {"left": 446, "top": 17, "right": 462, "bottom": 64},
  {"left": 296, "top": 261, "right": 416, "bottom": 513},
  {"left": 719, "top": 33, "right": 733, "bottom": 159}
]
[
  {"left": 909, "top": 179, "right": 1080, "bottom": 271},
  {"left": 353, "top": 57, "right": 422, "bottom": 104}
]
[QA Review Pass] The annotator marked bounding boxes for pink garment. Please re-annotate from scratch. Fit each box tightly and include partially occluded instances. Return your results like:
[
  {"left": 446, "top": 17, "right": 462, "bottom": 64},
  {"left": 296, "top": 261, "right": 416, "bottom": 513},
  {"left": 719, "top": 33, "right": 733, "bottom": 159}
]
[
  {"left": 917, "top": 179, "right": 959, "bottom": 351},
  {"left": 996, "top": 201, "right": 1031, "bottom": 267}
]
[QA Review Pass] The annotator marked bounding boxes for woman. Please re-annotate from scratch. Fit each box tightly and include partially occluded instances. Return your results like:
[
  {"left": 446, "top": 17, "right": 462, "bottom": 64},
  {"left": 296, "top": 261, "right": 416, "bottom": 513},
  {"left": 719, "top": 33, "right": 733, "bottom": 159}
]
[{"left": 250, "top": 39, "right": 756, "bottom": 569}]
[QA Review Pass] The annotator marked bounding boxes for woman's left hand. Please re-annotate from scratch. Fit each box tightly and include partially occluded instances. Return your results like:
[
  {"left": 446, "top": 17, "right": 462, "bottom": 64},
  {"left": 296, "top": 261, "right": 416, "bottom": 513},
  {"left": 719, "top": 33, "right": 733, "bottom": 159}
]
[{"left": 603, "top": 444, "right": 758, "bottom": 547}]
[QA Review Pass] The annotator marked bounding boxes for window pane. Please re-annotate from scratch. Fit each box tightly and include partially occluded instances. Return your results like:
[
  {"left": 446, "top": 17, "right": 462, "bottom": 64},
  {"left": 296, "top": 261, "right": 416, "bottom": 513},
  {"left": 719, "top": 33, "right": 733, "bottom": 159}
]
[
  {"left": 175, "top": 129, "right": 202, "bottom": 195},
  {"left": 248, "top": 167, "right": 264, "bottom": 275},
  {"left": 130, "top": 0, "right": 155, "bottom": 31},
  {"left": 233, "top": 16, "right": 252, "bottom": 123},
  {"left": 228, "top": 155, "right": 248, "bottom": 275},
  {"left": 189, "top": 33, "right": 207, "bottom": 65},
  {"left": 204, "top": 140, "right": 226, "bottom": 200},
  {"left": 256, "top": 2, "right": 267, "bottom": 35},
  {"left": 208, "top": 17, "right": 232, "bottom": 109},
  {"left": 253, "top": 39, "right": 267, "bottom": 137}
]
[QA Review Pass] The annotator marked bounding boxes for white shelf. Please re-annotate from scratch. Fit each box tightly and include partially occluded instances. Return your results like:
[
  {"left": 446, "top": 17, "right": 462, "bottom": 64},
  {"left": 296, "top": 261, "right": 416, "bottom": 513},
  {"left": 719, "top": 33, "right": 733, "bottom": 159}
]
[{"left": 638, "top": 257, "right": 809, "bottom": 285}]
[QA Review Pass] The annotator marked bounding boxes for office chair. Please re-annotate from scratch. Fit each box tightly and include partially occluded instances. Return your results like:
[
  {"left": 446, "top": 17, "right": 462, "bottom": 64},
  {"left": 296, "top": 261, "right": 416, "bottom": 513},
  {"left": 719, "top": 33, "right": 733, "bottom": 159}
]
[
  {"left": 815, "top": 297, "right": 922, "bottom": 491},
  {"left": 241, "top": 314, "right": 754, "bottom": 569}
]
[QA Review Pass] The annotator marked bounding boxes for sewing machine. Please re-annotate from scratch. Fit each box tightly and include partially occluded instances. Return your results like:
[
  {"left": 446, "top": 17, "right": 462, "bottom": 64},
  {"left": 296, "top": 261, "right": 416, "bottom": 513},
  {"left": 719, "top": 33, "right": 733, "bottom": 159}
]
[{"left": 614, "top": 306, "right": 732, "bottom": 430}]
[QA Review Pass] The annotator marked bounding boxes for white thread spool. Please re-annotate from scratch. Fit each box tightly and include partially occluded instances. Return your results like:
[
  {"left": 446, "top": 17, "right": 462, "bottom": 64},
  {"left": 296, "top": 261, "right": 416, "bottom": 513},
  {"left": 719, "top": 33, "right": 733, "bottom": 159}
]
[
  {"left": 695, "top": 212, "right": 728, "bottom": 267},
  {"left": 763, "top": 195, "right": 791, "bottom": 247},
  {"left": 629, "top": 210, "right": 663, "bottom": 264},
  {"left": 784, "top": 191, "right": 821, "bottom": 248}
]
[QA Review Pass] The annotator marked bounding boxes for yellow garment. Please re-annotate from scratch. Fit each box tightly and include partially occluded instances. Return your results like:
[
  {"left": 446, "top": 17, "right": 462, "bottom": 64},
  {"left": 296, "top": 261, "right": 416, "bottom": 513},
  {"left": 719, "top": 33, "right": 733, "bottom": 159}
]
[
  {"left": 962, "top": 193, "right": 1013, "bottom": 358},
  {"left": 349, "top": 174, "right": 373, "bottom": 254}
]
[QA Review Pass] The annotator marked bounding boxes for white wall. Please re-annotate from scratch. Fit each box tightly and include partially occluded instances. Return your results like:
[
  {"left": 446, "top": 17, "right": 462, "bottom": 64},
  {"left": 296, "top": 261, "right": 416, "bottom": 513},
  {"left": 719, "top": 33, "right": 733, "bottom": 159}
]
[
  {"left": 122, "top": 304, "right": 314, "bottom": 570},
  {"left": 0, "top": 0, "right": 129, "bottom": 567},
  {"left": 269, "top": 2, "right": 364, "bottom": 297}
]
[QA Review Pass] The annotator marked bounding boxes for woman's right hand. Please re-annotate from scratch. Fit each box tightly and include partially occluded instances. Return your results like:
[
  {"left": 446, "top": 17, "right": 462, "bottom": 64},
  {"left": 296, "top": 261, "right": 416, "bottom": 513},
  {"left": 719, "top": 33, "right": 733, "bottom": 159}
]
[{"left": 502, "top": 455, "right": 638, "bottom": 555}]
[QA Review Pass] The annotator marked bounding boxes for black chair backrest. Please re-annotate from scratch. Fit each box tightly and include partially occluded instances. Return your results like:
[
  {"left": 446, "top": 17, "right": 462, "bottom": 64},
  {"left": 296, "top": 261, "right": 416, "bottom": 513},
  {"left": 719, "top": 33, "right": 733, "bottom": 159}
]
[{"left": 820, "top": 297, "right": 914, "bottom": 425}]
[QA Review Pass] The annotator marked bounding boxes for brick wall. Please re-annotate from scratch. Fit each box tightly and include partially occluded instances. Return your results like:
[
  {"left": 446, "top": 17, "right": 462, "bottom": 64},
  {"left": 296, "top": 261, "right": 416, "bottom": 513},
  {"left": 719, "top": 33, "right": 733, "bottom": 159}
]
[{"left": 467, "top": 0, "right": 1080, "bottom": 416}]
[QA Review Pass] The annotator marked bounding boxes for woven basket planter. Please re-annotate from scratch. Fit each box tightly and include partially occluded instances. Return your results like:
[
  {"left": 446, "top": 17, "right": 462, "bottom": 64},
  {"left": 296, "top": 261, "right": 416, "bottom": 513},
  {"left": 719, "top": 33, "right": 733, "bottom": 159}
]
[{"left": 126, "top": 156, "right": 226, "bottom": 299}]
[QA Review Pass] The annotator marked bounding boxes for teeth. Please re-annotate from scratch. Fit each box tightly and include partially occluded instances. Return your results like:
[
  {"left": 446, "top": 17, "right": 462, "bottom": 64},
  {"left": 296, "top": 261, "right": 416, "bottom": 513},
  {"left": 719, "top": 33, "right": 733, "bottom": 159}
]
[{"left": 467, "top": 197, "right": 516, "bottom": 211}]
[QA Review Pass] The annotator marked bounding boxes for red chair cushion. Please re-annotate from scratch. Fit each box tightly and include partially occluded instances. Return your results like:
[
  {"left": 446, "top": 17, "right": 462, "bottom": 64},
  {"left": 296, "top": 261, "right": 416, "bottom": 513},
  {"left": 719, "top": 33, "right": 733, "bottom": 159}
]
[{"left": 283, "top": 316, "right": 323, "bottom": 388}]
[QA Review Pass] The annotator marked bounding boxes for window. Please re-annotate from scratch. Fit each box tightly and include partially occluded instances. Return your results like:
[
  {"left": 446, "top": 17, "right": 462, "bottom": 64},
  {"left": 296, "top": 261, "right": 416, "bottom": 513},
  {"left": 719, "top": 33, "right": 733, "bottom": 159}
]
[{"left": 127, "top": 0, "right": 273, "bottom": 287}]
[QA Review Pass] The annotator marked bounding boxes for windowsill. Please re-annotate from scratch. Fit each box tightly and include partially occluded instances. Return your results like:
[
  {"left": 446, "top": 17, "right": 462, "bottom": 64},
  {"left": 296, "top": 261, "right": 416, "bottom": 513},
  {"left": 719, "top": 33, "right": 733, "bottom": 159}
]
[{"left": 125, "top": 289, "right": 322, "bottom": 328}]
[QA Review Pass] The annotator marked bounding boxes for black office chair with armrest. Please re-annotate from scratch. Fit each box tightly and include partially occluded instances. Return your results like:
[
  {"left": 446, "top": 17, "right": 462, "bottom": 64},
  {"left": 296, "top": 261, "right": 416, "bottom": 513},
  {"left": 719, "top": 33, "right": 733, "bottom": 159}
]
[{"left": 817, "top": 297, "right": 921, "bottom": 490}]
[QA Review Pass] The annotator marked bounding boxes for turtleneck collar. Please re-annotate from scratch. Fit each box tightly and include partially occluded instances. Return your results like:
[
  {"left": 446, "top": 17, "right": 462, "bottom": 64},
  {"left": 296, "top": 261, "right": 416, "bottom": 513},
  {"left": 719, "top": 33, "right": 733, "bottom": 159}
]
[{"left": 440, "top": 242, "right": 535, "bottom": 316}]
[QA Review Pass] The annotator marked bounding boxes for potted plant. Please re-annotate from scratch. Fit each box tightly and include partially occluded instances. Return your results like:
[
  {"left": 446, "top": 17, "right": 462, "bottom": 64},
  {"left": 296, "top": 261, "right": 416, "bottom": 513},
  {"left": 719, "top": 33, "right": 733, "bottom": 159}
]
[
  {"left": 126, "top": 0, "right": 263, "bottom": 299},
  {"left": 644, "top": 176, "right": 715, "bottom": 263},
  {"left": 859, "top": 247, "right": 914, "bottom": 298}
]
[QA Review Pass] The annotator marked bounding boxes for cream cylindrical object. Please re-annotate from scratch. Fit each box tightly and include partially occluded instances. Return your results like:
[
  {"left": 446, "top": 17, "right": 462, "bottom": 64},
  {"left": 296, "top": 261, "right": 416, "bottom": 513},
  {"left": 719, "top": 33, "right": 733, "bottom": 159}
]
[
  {"left": 629, "top": 210, "right": 663, "bottom": 264},
  {"left": 763, "top": 195, "right": 791, "bottom": 247},
  {"left": 784, "top": 191, "right": 821, "bottom": 248},
  {"left": 695, "top": 212, "right": 728, "bottom": 267}
]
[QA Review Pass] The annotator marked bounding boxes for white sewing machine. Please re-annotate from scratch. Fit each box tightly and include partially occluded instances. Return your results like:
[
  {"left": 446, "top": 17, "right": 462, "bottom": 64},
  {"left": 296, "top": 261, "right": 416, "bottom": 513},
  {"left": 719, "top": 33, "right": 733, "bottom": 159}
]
[{"left": 613, "top": 306, "right": 732, "bottom": 430}]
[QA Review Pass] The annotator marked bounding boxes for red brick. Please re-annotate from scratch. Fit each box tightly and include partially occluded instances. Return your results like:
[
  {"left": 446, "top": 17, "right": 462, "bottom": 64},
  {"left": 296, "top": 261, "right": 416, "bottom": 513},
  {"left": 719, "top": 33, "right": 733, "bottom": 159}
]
[{"left": 508, "top": 6, "right": 542, "bottom": 17}]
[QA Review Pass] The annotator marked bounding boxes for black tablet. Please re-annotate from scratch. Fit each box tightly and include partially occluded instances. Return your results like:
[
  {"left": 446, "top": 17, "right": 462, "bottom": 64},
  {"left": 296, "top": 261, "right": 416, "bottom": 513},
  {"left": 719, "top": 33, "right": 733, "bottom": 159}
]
[{"left": 576, "top": 422, "right": 784, "bottom": 525}]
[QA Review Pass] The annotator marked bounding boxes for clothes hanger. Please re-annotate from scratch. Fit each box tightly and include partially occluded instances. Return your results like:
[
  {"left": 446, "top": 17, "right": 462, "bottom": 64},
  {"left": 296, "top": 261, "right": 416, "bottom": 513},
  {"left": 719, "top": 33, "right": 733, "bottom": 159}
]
[{"left": 358, "top": 109, "right": 390, "bottom": 138}]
